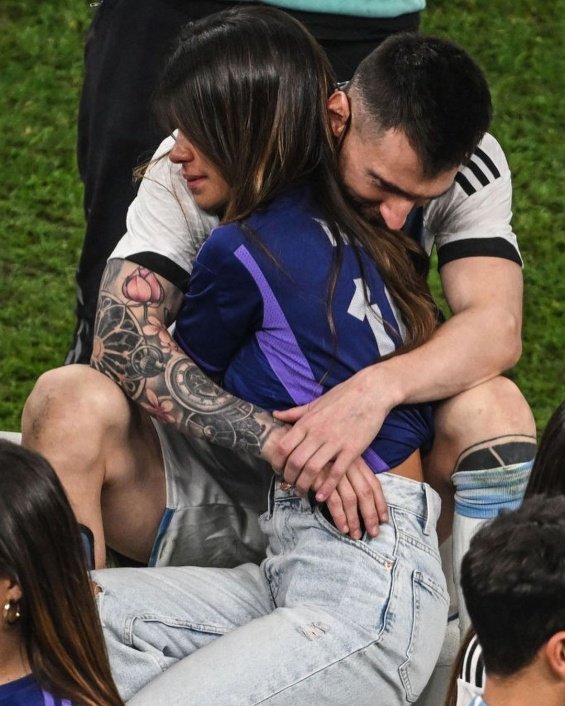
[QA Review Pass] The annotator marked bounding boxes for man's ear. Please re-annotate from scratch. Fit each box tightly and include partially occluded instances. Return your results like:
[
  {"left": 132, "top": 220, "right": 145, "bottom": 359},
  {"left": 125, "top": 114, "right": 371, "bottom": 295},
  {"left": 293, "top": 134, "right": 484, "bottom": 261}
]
[
  {"left": 545, "top": 632, "right": 565, "bottom": 680},
  {"left": 327, "top": 91, "right": 351, "bottom": 139}
]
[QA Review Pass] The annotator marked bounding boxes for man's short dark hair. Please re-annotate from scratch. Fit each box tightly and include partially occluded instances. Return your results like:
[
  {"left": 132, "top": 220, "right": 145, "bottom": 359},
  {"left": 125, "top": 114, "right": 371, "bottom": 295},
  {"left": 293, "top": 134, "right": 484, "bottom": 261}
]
[
  {"left": 350, "top": 33, "right": 492, "bottom": 177},
  {"left": 461, "top": 495, "right": 565, "bottom": 676}
]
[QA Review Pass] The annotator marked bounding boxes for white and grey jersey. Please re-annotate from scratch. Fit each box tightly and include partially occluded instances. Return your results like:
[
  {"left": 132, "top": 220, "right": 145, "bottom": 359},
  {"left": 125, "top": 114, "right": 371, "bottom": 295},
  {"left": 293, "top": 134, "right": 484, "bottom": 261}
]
[
  {"left": 110, "top": 135, "right": 218, "bottom": 291},
  {"left": 109, "top": 131, "right": 522, "bottom": 292},
  {"left": 423, "top": 132, "right": 522, "bottom": 267}
]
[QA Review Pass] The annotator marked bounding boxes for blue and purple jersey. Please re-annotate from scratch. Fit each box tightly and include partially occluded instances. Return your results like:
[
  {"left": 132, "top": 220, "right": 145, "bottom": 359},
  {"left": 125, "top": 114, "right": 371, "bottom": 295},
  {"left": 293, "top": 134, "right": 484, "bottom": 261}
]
[
  {"left": 175, "top": 184, "right": 433, "bottom": 471},
  {"left": 0, "top": 674, "right": 75, "bottom": 706}
]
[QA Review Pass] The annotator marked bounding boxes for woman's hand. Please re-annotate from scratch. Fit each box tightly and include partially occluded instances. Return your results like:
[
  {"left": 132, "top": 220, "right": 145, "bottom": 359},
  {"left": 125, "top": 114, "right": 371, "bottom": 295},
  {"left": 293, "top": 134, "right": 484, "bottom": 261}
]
[{"left": 316, "top": 458, "right": 388, "bottom": 540}]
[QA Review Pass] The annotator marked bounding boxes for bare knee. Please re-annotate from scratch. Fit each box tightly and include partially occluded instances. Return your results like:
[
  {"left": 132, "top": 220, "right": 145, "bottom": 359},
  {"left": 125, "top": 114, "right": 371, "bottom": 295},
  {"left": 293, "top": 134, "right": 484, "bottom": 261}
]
[{"left": 22, "top": 365, "right": 129, "bottom": 450}]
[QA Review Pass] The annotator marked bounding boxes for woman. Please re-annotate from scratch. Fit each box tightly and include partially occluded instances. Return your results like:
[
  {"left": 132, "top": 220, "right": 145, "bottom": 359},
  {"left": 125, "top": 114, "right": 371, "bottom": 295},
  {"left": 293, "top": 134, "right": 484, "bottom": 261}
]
[
  {"left": 0, "top": 440, "right": 123, "bottom": 706},
  {"left": 445, "top": 401, "right": 565, "bottom": 706},
  {"left": 93, "top": 8, "right": 448, "bottom": 705}
]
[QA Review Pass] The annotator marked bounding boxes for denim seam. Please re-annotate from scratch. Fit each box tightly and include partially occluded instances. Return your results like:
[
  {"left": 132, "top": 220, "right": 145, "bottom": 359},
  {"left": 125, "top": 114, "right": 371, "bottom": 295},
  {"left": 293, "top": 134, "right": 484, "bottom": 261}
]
[
  {"left": 132, "top": 615, "right": 229, "bottom": 634},
  {"left": 398, "top": 530, "right": 441, "bottom": 559},
  {"left": 313, "top": 507, "right": 396, "bottom": 568},
  {"left": 398, "top": 569, "right": 448, "bottom": 701}
]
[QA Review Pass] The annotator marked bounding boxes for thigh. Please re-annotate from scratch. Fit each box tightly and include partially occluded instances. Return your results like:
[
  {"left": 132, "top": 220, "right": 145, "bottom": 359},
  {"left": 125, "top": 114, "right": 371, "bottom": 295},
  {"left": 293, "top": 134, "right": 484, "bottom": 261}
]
[
  {"left": 93, "top": 563, "right": 272, "bottom": 701},
  {"left": 127, "top": 604, "right": 394, "bottom": 706}
]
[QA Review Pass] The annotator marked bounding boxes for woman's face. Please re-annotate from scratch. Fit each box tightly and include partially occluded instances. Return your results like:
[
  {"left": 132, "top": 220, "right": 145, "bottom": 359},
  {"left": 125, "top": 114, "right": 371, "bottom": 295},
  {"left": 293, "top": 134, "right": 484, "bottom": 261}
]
[{"left": 169, "top": 131, "right": 231, "bottom": 214}]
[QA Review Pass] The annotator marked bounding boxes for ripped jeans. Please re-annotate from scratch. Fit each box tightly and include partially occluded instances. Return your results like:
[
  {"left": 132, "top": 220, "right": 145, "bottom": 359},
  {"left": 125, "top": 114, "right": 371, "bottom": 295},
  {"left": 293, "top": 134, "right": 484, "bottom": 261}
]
[{"left": 93, "top": 472, "right": 448, "bottom": 705}]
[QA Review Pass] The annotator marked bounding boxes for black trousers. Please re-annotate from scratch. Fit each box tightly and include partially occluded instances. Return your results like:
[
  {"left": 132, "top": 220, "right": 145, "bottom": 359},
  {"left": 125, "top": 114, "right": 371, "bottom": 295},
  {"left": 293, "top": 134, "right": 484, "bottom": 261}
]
[{"left": 68, "top": 0, "right": 419, "bottom": 363}]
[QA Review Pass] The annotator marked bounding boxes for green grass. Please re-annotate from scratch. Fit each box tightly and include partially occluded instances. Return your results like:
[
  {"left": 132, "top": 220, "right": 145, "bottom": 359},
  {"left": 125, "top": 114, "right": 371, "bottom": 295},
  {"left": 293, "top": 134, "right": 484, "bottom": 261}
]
[{"left": 0, "top": 0, "right": 563, "bottom": 433}]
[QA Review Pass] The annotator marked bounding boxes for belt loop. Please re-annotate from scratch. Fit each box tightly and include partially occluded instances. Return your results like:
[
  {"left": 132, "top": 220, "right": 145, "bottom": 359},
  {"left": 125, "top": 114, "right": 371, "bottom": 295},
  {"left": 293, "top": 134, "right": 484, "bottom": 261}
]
[{"left": 422, "top": 483, "right": 435, "bottom": 536}]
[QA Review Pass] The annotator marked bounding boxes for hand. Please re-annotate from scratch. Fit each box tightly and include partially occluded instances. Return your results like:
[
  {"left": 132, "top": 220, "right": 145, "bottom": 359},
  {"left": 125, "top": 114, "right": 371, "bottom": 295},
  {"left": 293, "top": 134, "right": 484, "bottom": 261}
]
[
  {"left": 260, "top": 420, "right": 293, "bottom": 467},
  {"left": 317, "top": 458, "right": 388, "bottom": 539},
  {"left": 272, "top": 367, "right": 400, "bottom": 499}
]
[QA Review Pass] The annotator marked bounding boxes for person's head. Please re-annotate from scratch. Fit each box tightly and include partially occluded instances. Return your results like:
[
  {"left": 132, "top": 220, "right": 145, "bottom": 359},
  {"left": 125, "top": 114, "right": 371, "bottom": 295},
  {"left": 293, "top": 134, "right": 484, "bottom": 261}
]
[
  {"left": 0, "top": 441, "right": 122, "bottom": 705},
  {"left": 525, "top": 402, "right": 565, "bottom": 497},
  {"left": 156, "top": 5, "right": 335, "bottom": 219},
  {"left": 157, "top": 6, "right": 439, "bottom": 350},
  {"left": 329, "top": 33, "right": 492, "bottom": 229},
  {"left": 461, "top": 495, "right": 565, "bottom": 682}
]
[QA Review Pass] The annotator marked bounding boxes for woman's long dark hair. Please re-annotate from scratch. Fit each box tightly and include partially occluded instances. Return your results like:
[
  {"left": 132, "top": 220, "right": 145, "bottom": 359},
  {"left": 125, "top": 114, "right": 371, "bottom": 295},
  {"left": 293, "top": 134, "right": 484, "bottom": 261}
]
[
  {"left": 155, "top": 6, "right": 437, "bottom": 350},
  {"left": 0, "top": 441, "right": 123, "bottom": 706}
]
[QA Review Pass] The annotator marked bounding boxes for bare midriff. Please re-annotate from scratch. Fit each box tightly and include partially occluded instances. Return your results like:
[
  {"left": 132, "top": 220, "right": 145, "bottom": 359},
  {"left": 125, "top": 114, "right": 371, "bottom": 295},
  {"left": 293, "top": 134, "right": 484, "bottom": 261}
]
[{"left": 387, "top": 450, "right": 423, "bottom": 483}]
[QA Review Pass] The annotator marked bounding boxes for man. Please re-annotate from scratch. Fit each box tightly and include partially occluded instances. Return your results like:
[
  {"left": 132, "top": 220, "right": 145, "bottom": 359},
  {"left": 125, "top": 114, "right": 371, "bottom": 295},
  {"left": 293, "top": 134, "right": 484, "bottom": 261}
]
[
  {"left": 22, "top": 30, "right": 535, "bottom": 601},
  {"left": 461, "top": 495, "right": 565, "bottom": 706}
]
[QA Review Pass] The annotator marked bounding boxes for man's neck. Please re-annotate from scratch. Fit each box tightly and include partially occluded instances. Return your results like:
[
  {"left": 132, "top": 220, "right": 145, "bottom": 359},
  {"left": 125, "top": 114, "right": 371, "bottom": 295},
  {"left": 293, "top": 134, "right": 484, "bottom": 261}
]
[{"left": 484, "top": 670, "right": 565, "bottom": 706}]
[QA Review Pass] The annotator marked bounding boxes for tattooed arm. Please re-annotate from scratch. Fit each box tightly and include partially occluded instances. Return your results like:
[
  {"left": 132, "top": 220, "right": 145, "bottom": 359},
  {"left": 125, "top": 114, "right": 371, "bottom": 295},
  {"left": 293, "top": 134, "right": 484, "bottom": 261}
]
[
  {"left": 91, "top": 258, "right": 283, "bottom": 458},
  {"left": 92, "top": 258, "right": 387, "bottom": 536}
]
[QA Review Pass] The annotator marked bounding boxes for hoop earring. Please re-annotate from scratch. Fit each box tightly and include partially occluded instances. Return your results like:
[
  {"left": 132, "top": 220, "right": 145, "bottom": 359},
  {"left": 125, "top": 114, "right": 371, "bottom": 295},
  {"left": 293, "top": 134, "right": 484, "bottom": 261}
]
[{"left": 3, "top": 600, "right": 21, "bottom": 625}]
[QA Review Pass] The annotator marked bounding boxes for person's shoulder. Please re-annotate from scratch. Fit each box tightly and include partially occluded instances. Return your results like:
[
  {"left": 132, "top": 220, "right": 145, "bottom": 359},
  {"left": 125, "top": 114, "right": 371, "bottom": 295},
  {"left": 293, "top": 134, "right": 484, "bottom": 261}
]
[
  {"left": 453, "top": 132, "right": 510, "bottom": 197},
  {"left": 196, "top": 221, "right": 246, "bottom": 267}
]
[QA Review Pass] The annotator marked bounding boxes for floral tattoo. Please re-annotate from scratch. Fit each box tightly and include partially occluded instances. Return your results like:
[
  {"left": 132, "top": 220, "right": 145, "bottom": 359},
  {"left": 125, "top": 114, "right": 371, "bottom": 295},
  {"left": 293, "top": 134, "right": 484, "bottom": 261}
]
[{"left": 92, "top": 261, "right": 276, "bottom": 456}]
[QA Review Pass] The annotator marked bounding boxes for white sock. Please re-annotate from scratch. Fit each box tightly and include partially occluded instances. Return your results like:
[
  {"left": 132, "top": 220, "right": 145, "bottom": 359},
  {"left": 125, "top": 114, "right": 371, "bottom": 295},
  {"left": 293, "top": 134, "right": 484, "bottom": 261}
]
[{"left": 452, "top": 460, "right": 533, "bottom": 637}]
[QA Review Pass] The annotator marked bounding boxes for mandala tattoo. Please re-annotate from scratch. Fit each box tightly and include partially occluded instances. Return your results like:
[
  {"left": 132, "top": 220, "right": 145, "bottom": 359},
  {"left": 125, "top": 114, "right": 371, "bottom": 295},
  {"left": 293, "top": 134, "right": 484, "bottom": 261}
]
[
  {"left": 166, "top": 358, "right": 270, "bottom": 454},
  {"left": 91, "top": 294, "right": 148, "bottom": 399},
  {"left": 92, "top": 280, "right": 274, "bottom": 456}
]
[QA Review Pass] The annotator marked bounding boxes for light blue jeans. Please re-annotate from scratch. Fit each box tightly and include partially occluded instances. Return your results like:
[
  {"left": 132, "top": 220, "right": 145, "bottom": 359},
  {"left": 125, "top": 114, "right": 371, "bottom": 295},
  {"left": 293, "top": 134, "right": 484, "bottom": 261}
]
[{"left": 94, "top": 473, "right": 448, "bottom": 705}]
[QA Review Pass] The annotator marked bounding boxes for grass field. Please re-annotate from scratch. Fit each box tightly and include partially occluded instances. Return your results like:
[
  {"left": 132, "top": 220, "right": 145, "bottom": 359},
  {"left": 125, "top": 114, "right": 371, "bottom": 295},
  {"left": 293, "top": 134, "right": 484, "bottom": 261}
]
[{"left": 1, "top": 0, "right": 563, "bottom": 433}]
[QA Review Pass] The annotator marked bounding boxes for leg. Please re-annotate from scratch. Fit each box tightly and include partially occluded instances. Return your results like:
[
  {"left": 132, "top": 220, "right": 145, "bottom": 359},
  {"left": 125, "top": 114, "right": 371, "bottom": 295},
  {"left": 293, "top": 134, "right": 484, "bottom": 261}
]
[
  {"left": 103, "top": 475, "right": 447, "bottom": 705},
  {"left": 425, "top": 376, "right": 536, "bottom": 634},
  {"left": 92, "top": 562, "right": 273, "bottom": 701},
  {"left": 21, "top": 365, "right": 165, "bottom": 567}
]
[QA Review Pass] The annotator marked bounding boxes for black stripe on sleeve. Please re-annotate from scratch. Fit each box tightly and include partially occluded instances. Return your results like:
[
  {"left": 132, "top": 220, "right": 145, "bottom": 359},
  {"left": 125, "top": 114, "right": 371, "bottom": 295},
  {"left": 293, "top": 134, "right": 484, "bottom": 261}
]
[
  {"left": 466, "top": 159, "right": 490, "bottom": 187},
  {"left": 437, "top": 237, "right": 523, "bottom": 268},
  {"left": 476, "top": 651, "right": 485, "bottom": 688},
  {"left": 474, "top": 146, "right": 501, "bottom": 179},
  {"left": 125, "top": 252, "right": 191, "bottom": 292},
  {"left": 464, "top": 641, "right": 474, "bottom": 683},
  {"left": 455, "top": 172, "right": 476, "bottom": 196}
]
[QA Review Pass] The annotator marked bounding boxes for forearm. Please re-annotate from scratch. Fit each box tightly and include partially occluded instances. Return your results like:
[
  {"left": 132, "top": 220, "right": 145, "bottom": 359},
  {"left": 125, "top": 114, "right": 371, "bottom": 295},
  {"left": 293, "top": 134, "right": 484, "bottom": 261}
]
[{"left": 91, "top": 260, "right": 281, "bottom": 458}]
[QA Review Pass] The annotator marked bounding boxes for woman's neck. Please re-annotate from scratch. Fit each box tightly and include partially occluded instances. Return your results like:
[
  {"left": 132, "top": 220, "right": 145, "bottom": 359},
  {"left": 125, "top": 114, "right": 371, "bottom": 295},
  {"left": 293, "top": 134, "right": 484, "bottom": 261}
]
[{"left": 0, "top": 630, "right": 30, "bottom": 685}]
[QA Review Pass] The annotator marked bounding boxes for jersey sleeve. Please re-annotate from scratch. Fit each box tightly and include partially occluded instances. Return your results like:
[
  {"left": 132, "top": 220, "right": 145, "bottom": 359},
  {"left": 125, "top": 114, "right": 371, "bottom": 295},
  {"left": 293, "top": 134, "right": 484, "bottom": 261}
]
[
  {"left": 423, "top": 133, "right": 522, "bottom": 268},
  {"left": 173, "top": 226, "right": 263, "bottom": 378},
  {"left": 109, "top": 135, "right": 219, "bottom": 291}
]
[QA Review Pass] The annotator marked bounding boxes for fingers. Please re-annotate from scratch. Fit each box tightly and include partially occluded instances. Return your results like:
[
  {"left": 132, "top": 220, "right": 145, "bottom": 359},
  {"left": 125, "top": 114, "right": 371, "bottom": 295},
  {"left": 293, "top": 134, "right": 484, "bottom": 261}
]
[
  {"left": 313, "top": 448, "right": 361, "bottom": 502},
  {"left": 346, "top": 461, "right": 388, "bottom": 537},
  {"left": 287, "top": 442, "right": 343, "bottom": 494},
  {"left": 325, "top": 480, "right": 362, "bottom": 538},
  {"left": 266, "top": 424, "right": 307, "bottom": 474},
  {"left": 322, "top": 461, "right": 388, "bottom": 540},
  {"left": 272, "top": 405, "right": 310, "bottom": 423}
]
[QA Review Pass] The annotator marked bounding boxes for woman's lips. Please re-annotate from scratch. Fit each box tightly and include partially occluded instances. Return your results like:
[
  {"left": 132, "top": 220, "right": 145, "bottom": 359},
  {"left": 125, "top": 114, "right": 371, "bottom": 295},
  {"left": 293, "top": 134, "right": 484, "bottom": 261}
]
[{"left": 183, "top": 173, "right": 206, "bottom": 190}]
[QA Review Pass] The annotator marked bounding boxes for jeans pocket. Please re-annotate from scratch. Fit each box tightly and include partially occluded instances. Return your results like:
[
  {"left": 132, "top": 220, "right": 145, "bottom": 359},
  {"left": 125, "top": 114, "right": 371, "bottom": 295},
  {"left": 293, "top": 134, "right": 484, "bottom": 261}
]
[{"left": 399, "top": 570, "right": 449, "bottom": 702}]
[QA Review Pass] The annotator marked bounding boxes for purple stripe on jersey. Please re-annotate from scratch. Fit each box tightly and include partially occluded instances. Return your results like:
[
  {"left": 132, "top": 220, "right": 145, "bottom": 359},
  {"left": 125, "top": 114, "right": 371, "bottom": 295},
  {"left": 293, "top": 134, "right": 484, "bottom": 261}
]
[
  {"left": 234, "top": 245, "right": 322, "bottom": 404},
  {"left": 234, "top": 245, "right": 390, "bottom": 472},
  {"left": 42, "top": 691, "right": 55, "bottom": 706},
  {"left": 363, "top": 447, "right": 390, "bottom": 472},
  {"left": 62, "top": 700, "right": 73, "bottom": 706}
]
